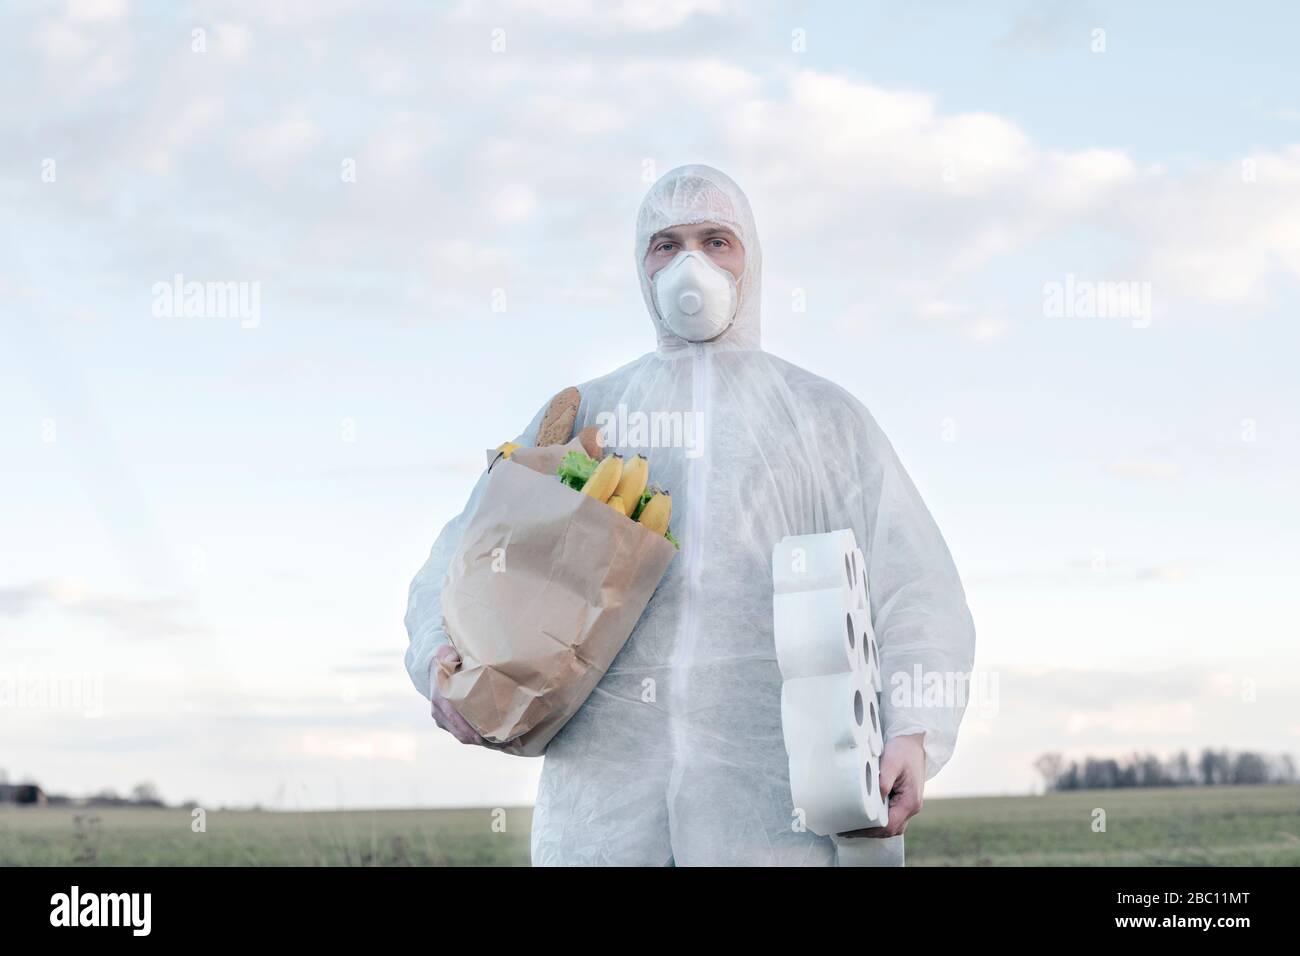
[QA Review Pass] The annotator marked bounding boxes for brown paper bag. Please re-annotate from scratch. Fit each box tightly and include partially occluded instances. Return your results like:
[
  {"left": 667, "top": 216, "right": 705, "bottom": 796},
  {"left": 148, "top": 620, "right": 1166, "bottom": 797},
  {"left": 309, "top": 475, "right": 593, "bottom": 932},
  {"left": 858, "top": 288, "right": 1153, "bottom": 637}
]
[{"left": 436, "top": 438, "right": 677, "bottom": 756}]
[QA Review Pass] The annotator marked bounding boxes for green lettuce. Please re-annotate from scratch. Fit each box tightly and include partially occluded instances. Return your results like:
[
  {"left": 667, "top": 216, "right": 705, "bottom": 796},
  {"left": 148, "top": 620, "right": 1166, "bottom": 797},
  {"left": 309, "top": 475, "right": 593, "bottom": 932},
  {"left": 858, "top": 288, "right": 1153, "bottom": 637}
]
[
  {"left": 557, "top": 450, "right": 598, "bottom": 490},
  {"left": 629, "top": 486, "right": 655, "bottom": 521}
]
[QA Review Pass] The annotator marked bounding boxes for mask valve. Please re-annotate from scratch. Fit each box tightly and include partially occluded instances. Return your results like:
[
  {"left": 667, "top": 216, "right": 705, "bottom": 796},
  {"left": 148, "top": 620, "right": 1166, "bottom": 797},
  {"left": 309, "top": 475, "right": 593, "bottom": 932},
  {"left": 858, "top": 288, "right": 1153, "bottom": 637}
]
[{"left": 652, "top": 251, "right": 738, "bottom": 342}]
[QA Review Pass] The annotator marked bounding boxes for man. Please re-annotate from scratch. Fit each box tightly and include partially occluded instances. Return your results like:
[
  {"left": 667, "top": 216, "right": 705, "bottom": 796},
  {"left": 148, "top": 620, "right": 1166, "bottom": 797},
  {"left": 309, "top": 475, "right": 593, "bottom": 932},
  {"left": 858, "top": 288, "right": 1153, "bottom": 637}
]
[{"left": 406, "top": 165, "right": 976, "bottom": 865}]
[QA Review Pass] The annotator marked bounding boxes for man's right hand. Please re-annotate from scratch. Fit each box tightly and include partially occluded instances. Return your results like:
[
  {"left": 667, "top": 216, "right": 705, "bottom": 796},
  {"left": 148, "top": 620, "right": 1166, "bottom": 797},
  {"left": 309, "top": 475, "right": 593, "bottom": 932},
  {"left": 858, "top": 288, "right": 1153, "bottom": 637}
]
[{"left": 430, "top": 644, "right": 505, "bottom": 748}]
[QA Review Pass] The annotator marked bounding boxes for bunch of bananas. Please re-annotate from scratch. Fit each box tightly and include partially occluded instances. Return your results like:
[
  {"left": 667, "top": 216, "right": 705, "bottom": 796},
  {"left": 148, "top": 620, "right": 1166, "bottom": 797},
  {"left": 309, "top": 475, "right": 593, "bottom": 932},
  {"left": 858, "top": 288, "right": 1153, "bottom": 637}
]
[{"left": 559, "top": 451, "right": 678, "bottom": 548}]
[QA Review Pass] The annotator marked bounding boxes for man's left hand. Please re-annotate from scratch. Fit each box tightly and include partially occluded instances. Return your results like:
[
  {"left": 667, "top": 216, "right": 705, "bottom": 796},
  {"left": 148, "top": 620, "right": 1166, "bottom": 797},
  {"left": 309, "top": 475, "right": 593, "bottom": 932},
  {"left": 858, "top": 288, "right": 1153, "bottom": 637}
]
[{"left": 838, "top": 732, "right": 925, "bottom": 839}]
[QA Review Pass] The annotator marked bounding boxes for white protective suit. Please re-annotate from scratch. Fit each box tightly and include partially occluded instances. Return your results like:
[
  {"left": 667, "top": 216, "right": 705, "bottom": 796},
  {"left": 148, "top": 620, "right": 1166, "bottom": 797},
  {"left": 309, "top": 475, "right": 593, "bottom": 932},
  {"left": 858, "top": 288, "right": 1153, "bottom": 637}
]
[{"left": 405, "top": 165, "right": 976, "bottom": 866}]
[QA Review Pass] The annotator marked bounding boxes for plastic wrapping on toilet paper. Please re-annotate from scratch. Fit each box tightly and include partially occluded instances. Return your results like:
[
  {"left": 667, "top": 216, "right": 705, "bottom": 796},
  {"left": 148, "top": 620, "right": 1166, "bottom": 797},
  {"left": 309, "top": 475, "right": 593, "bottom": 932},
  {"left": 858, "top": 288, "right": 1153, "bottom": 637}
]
[
  {"left": 772, "top": 530, "right": 858, "bottom": 595},
  {"left": 773, "top": 588, "right": 865, "bottom": 680}
]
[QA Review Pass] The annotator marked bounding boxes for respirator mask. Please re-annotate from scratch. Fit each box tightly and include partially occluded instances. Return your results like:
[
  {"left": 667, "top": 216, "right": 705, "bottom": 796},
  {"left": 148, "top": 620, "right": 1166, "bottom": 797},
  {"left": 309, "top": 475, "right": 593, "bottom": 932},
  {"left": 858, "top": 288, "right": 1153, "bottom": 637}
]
[{"left": 651, "top": 251, "right": 739, "bottom": 342}]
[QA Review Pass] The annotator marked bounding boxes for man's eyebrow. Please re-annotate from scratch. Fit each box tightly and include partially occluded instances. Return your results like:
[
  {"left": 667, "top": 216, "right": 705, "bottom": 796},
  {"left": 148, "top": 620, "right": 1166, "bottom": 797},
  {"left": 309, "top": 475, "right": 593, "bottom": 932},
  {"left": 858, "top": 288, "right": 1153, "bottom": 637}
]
[{"left": 649, "top": 225, "right": 739, "bottom": 244}]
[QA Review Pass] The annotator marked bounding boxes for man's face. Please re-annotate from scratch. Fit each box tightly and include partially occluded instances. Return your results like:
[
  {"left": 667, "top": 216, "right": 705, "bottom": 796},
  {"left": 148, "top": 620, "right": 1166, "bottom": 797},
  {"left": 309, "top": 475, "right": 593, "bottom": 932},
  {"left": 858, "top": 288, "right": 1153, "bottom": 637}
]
[{"left": 643, "top": 221, "right": 745, "bottom": 282}]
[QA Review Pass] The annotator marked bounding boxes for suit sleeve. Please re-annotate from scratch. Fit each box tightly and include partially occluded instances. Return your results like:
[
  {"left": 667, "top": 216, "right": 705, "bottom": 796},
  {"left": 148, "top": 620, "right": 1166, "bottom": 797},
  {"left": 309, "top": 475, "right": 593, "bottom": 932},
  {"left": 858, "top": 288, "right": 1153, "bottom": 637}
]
[
  {"left": 861, "top": 424, "right": 976, "bottom": 780},
  {"left": 812, "top": 387, "right": 976, "bottom": 782}
]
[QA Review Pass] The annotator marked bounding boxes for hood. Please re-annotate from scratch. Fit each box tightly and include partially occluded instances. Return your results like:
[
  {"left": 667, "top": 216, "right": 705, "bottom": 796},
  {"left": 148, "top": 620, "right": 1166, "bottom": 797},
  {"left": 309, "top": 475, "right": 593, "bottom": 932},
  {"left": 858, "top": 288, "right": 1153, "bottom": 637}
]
[{"left": 635, "top": 164, "right": 762, "bottom": 353}]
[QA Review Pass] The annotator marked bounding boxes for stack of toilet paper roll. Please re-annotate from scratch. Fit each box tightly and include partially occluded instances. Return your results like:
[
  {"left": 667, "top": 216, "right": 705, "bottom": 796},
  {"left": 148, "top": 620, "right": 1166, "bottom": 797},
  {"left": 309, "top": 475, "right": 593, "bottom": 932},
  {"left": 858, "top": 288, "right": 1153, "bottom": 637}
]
[{"left": 773, "top": 529, "right": 888, "bottom": 836}]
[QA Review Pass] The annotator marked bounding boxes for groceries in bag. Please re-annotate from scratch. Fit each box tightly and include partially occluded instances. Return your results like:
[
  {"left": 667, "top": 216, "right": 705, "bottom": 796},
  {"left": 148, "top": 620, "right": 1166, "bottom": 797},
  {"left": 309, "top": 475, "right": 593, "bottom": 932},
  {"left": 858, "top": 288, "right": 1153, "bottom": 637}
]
[
  {"left": 556, "top": 450, "right": 679, "bottom": 548},
  {"left": 435, "top": 388, "right": 677, "bottom": 755}
]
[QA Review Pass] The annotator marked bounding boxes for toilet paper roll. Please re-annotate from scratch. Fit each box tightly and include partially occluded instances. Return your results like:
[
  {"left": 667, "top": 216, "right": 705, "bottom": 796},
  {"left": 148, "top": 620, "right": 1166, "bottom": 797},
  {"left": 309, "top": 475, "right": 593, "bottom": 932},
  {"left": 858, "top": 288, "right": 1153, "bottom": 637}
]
[
  {"left": 863, "top": 749, "right": 889, "bottom": 827},
  {"left": 850, "top": 608, "right": 876, "bottom": 673},
  {"left": 789, "top": 747, "right": 871, "bottom": 836},
  {"left": 862, "top": 689, "right": 883, "bottom": 757},
  {"left": 850, "top": 546, "right": 869, "bottom": 610},
  {"left": 780, "top": 671, "right": 871, "bottom": 755},
  {"left": 773, "top": 588, "right": 864, "bottom": 680},
  {"left": 772, "top": 530, "right": 858, "bottom": 595},
  {"left": 862, "top": 630, "right": 883, "bottom": 693},
  {"left": 789, "top": 742, "right": 889, "bottom": 835}
]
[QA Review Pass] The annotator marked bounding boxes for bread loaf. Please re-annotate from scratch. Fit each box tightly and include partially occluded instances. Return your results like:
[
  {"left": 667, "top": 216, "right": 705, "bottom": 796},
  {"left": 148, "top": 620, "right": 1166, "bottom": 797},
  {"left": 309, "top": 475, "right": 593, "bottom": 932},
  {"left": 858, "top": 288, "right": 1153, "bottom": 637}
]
[{"left": 537, "top": 386, "right": 580, "bottom": 447}]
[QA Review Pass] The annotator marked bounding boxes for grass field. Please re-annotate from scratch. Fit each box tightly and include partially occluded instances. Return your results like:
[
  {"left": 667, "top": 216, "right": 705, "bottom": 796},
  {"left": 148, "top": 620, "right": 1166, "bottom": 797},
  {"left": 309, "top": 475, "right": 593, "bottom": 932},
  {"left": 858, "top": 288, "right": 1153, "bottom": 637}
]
[{"left": 2, "top": 785, "right": 1297, "bottom": 866}]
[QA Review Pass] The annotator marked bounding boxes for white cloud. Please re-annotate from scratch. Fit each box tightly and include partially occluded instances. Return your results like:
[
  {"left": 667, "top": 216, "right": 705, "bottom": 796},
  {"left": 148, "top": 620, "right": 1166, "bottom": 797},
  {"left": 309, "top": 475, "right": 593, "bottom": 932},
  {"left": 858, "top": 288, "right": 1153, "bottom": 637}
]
[
  {"left": 32, "top": 19, "right": 95, "bottom": 61},
  {"left": 1063, "top": 702, "right": 1199, "bottom": 737},
  {"left": 724, "top": 70, "right": 1300, "bottom": 325},
  {"left": 616, "top": 58, "right": 761, "bottom": 103},
  {"left": 137, "top": 96, "right": 226, "bottom": 173},
  {"left": 355, "top": 112, "right": 439, "bottom": 180},
  {"left": 15, "top": 4, "right": 1300, "bottom": 338},
  {"left": 488, "top": 183, "right": 538, "bottom": 222},
  {"left": 213, "top": 22, "right": 252, "bottom": 60},
  {"left": 964, "top": 315, "right": 1012, "bottom": 342},
  {"left": 484, "top": 0, "right": 732, "bottom": 32},
  {"left": 1120, "top": 148, "right": 1300, "bottom": 306},
  {"left": 523, "top": 94, "right": 627, "bottom": 136},
  {"left": 731, "top": 70, "right": 1137, "bottom": 236},
  {"left": 238, "top": 0, "right": 362, "bottom": 28},
  {"left": 964, "top": 559, "right": 1193, "bottom": 588},
  {"left": 31, "top": 11, "right": 132, "bottom": 95},
  {"left": 0, "top": 580, "right": 205, "bottom": 640},
  {"left": 300, "top": 730, "right": 419, "bottom": 762},
  {"left": 232, "top": 117, "right": 323, "bottom": 174},
  {"left": 1106, "top": 458, "right": 1182, "bottom": 481},
  {"left": 66, "top": 0, "right": 129, "bottom": 23}
]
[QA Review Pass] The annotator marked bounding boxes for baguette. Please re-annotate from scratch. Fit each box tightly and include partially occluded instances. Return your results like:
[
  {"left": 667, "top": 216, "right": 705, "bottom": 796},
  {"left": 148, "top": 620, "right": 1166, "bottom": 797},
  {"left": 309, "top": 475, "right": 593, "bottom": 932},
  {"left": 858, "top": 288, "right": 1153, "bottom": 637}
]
[{"left": 537, "top": 386, "right": 580, "bottom": 446}]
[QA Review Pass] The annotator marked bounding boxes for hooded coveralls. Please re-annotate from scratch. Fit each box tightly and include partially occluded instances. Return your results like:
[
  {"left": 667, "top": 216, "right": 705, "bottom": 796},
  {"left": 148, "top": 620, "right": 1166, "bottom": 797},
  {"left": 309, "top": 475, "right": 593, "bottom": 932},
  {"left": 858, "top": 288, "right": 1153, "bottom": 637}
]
[{"left": 406, "top": 165, "right": 976, "bottom": 866}]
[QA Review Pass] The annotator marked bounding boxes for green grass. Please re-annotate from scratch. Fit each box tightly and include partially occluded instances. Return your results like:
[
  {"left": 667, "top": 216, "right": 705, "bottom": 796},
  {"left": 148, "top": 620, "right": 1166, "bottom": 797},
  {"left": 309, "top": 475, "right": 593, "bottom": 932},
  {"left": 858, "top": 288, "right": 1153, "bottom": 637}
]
[
  {"left": 2, "top": 785, "right": 1297, "bottom": 866},
  {"left": 0, "top": 806, "right": 532, "bottom": 866},
  {"left": 905, "top": 784, "right": 1300, "bottom": 866}
]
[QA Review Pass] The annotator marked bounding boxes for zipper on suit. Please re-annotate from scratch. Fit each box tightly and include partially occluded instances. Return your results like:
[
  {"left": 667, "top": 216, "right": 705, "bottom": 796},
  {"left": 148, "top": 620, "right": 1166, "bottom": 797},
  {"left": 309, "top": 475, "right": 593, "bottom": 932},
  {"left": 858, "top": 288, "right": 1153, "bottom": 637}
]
[{"left": 671, "top": 344, "right": 711, "bottom": 709}]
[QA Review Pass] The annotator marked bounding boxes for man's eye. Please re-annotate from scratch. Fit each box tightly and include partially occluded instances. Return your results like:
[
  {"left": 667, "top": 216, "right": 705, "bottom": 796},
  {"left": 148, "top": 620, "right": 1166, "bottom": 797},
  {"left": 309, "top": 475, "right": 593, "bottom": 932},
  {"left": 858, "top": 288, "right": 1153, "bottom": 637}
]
[{"left": 658, "top": 243, "right": 675, "bottom": 253}]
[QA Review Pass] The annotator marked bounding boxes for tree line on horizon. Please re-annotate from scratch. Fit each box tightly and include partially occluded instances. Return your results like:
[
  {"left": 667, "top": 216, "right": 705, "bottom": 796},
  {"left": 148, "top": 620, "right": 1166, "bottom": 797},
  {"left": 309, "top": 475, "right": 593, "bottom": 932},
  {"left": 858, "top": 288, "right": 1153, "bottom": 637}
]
[
  {"left": 1034, "top": 749, "right": 1297, "bottom": 791},
  {"left": 0, "top": 769, "right": 180, "bottom": 808}
]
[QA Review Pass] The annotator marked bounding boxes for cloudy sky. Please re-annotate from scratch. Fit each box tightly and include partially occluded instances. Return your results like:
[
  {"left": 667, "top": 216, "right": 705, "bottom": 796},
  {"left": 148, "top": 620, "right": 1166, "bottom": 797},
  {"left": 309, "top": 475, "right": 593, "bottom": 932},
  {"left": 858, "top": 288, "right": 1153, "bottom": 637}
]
[{"left": 3, "top": 0, "right": 1298, "bottom": 809}]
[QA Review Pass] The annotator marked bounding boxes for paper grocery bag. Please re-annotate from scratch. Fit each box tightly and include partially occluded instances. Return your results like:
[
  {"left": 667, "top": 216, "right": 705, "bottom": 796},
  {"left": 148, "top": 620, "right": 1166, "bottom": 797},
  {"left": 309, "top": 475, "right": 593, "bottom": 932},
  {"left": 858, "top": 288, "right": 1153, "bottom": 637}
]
[{"left": 435, "top": 438, "right": 677, "bottom": 756}]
